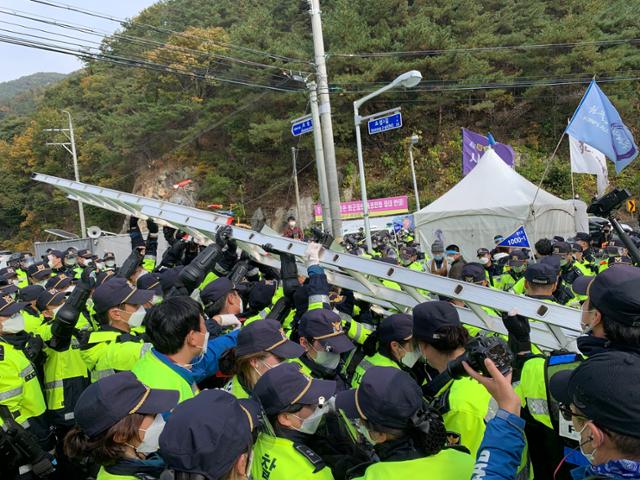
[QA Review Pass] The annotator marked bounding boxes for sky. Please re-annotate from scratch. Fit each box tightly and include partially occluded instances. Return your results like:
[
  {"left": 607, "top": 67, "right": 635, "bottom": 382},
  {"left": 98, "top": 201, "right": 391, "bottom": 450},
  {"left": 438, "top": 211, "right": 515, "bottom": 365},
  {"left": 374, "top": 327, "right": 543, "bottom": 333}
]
[{"left": 0, "top": 0, "right": 158, "bottom": 82}]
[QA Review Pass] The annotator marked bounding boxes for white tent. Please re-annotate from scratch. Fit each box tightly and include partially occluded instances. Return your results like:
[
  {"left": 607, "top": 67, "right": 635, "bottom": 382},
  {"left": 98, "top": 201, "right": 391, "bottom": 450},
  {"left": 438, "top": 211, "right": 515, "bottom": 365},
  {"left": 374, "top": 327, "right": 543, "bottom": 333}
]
[{"left": 414, "top": 149, "right": 588, "bottom": 259}]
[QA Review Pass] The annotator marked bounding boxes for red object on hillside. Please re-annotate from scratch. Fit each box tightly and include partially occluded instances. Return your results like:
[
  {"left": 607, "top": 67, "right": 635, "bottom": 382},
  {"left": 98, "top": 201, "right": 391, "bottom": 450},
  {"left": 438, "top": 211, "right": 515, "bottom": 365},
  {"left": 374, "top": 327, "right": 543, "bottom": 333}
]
[{"left": 173, "top": 179, "right": 193, "bottom": 189}]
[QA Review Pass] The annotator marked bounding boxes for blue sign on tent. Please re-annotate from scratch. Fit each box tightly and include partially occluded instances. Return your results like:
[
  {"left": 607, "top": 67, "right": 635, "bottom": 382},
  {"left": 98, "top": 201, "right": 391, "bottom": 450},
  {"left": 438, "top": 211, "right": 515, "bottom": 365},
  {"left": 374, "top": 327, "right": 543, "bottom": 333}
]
[
  {"left": 498, "top": 225, "right": 531, "bottom": 248},
  {"left": 368, "top": 112, "right": 402, "bottom": 135},
  {"left": 291, "top": 118, "right": 313, "bottom": 136}
]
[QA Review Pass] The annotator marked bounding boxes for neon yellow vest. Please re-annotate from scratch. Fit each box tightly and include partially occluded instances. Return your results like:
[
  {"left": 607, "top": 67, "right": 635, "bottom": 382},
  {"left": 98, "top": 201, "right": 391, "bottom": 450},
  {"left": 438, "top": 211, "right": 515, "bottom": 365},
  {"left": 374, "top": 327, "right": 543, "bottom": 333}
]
[
  {"left": 43, "top": 338, "right": 89, "bottom": 414},
  {"left": 352, "top": 447, "right": 474, "bottom": 479},
  {"left": 97, "top": 466, "right": 138, "bottom": 480},
  {"left": 251, "top": 433, "right": 334, "bottom": 480},
  {"left": 133, "top": 350, "right": 199, "bottom": 403},
  {"left": 351, "top": 352, "right": 398, "bottom": 388}
]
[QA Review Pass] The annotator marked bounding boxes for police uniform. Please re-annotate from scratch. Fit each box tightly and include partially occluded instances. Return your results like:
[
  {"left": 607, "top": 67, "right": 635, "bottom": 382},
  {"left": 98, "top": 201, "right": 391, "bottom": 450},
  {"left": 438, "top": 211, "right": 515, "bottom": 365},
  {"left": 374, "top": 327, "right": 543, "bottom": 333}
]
[
  {"left": 495, "top": 250, "right": 528, "bottom": 292},
  {"left": 251, "top": 362, "right": 337, "bottom": 480},
  {"left": 225, "top": 318, "right": 305, "bottom": 399},
  {"left": 73, "top": 371, "right": 179, "bottom": 480},
  {"left": 79, "top": 278, "right": 154, "bottom": 382},
  {"left": 335, "top": 366, "right": 474, "bottom": 479},
  {"left": 26, "top": 262, "right": 53, "bottom": 287}
]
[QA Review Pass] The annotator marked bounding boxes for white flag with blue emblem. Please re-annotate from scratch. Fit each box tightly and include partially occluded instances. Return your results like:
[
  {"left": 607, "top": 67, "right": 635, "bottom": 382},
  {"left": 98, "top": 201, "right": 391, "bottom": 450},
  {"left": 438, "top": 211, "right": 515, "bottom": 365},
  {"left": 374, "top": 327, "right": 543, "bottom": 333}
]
[{"left": 565, "top": 79, "right": 638, "bottom": 173}]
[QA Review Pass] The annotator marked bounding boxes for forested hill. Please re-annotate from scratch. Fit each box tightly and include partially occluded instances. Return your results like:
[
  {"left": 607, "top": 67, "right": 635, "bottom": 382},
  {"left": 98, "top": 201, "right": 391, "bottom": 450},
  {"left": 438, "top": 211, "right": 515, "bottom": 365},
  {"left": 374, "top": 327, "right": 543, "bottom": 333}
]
[
  {"left": 0, "top": 72, "right": 67, "bottom": 119},
  {"left": 0, "top": 0, "right": 639, "bottom": 249}
]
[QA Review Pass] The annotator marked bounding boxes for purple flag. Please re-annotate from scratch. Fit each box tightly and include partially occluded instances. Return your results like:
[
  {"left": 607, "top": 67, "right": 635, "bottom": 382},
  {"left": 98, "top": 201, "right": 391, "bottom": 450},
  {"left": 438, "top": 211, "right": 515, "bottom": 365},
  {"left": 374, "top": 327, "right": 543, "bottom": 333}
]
[{"left": 462, "top": 128, "right": 515, "bottom": 175}]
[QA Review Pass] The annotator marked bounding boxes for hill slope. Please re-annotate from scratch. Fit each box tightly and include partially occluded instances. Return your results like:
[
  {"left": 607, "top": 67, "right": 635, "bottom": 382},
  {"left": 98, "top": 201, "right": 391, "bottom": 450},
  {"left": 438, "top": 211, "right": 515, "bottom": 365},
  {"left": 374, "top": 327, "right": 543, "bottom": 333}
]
[{"left": 0, "top": 72, "right": 67, "bottom": 118}]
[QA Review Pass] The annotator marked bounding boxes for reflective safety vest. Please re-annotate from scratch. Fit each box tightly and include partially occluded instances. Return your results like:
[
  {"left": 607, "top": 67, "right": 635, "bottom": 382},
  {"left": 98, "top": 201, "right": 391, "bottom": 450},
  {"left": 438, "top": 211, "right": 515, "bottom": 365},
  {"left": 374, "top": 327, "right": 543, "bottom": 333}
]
[
  {"left": 199, "top": 271, "right": 219, "bottom": 290},
  {"left": 97, "top": 466, "right": 137, "bottom": 480},
  {"left": 251, "top": 432, "right": 334, "bottom": 480},
  {"left": 133, "top": 350, "right": 199, "bottom": 403},
  {"left": 0, "top": 341, "right": 47, "bottom": 429},
  {"left": 352, "top": 447, "right": 474, "bottom": 479},
  {"left": 288, "top": 357, "right": 314, "bottom": 378},
  {"left": 142, "top": 255, "right": 156, "bottom": 273},
  {"left": 43, "top": 337, "right": 89, "bottom": 424},
  {"left": 244, "top": 307, "right": 271, "bottom": 327},
  {"left": 80, "top": 330, "right": 151, "bottom": 382},
  {"left": 510, "top": 277, "right": 526, "bottom": 295},
  {"left": 23, "top": 310, "right": 46, "bottom": 337},
  {"left": 16, "top": 268, "right": 29, "bottom": 288},
  {"left": 574, "top": 260, "right": 595, "bottom": 277},
  {"left": 350, "top": 352, "right": 398, "bottom": 388},
  {"left": 335, "top": 310, "right": 372, "bottom": 345},
  {"left": 432, "top": 376, "right": 492, "bottom": 459},
  {"left": 225, "top": 375, "right": 250, "bottom": 399}
]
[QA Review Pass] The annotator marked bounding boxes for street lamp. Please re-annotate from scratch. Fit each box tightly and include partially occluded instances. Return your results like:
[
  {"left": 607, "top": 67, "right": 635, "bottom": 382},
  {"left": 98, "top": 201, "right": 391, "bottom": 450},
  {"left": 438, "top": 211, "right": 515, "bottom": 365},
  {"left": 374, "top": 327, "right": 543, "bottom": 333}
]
[
  {"left": 353, "top": 70, "right": 422, "bottom": 252},
  {"left": 408, "top": 134, "right": 421, "bottom": 211}
]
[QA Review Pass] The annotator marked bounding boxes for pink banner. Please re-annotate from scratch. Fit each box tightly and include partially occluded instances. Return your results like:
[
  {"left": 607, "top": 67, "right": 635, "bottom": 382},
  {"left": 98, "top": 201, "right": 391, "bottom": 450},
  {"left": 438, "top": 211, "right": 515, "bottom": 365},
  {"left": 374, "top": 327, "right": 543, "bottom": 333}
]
[{"left": 314, "top": 195, "right": 409, "bottom": 221}]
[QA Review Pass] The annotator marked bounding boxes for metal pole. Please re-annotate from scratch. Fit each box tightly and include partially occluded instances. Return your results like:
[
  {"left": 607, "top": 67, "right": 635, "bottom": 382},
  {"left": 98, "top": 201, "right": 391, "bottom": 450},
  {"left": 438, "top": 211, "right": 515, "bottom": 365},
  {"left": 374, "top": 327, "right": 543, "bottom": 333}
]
[
  {"left": 308, "top": 0, "right": 342, "bottom": 238},
  {"left": 354, "top": 103, "right": 373, "bottom": 252},
  {"left": 308, "top": 81, "right": 331, "bottom": 232},
  {"left": 408, "top": 144, "right": 421, "bottom": 210},
  {"left": 291, "top": 147, "right": 302, "bottom": 226},
  {"left": 64, "top": 110, "right": 86, "bottom": 238}
]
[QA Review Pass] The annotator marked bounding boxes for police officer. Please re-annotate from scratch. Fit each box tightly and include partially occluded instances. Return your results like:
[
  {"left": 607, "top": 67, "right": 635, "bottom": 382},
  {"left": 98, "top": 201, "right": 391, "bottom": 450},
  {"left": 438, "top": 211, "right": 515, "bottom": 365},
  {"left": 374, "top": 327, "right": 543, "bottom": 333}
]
[
  {"left": 522, "top": 262, "right": 559, "bottom": 302},
  {"left": 201, "top": 277, "right": 244, "bottom": 322},
  {"left": 552, "top": 241, "right": 583, "bottom": 286},
  {"left": 294, "top": 309, "right": 355, "bottom": 391},
  {"left": 569, "top": 241, "right": 595, "bottom": 276},
  {"left": 46, "top": 250, "right": 66, "bottom": 276},
  {"left": 0, "top": 294, "right": 54, "bottom": 478},
  {"left": 477, "top": 248, "right": 501, "bottom": 285},
  {"left": 335, "top": 366, "right": 474, "bottom": 479},
  {"left": 0, "top": 266, "right": 22, "bottom": 289},
  {"left": 133, "top": 296, "right": 238, "bottom": 403},
  {"left": 496, "top": 249, "right": 528, "bottom": 293},
  {"left": 159, "top": 389, "right": 259, "bottom": 480},
  {"left": 224, "top": 318, "right": 304, "bottom": 399},
  {"left": 342, "top": 313, "right": 418, "bottom": 388},
  {"left": 251, "top": 362, "right": 336, "bottom": 479},
  {"left": 540, "top": 256, "right": 578, "bottom": 307},
  {"left": 79, "top": 277, "right": 155, "bottom": 382},
  {"left": 44, "top": 274, "right": 73, "bottom": 293},
  {"left": 7, "top": 253, "right": 29, "bottom": 288},
  {"left": 64, "top": 371, "right": 179, "bottom": 479},
  {"left": 412, "top": 301, "right": 492, "bottom": 458},
  {"left": 103, "top": 252, "right": 117, "bottom": 272},
  {"left": 25, "top": 262, "right": 52, "bottom": 287}
]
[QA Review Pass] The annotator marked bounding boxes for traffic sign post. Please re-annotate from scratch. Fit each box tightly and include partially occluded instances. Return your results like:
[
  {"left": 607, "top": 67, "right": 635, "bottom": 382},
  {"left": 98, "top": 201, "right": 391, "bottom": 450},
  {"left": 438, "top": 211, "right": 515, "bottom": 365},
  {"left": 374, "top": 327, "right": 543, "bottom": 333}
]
[
  {"left": 367, "top": 111, "right": 403, "bottom": 135},
  {"left": 626, "top": 199, "right": 637, "bottom": 214},
  {"left": 290, "top": 115, "right": 314, "bottom": 137}
]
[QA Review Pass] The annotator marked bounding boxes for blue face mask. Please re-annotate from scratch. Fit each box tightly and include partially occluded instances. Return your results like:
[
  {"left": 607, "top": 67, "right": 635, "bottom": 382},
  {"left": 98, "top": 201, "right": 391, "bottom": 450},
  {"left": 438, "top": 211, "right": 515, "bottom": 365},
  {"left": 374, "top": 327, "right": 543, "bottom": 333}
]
[{"left": 434, "top": 254, "right": 443, "bottom": 261}]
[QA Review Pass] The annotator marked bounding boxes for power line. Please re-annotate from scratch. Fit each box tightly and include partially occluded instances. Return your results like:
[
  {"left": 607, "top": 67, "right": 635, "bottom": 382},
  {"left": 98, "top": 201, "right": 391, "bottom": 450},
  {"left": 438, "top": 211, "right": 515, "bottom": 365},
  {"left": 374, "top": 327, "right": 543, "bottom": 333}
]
[
  {"left": 329, "top": 37, "right": 640, "bottom": 58},
  {"left": 29, "top": 0, "right": 312, "bottom": 65}
]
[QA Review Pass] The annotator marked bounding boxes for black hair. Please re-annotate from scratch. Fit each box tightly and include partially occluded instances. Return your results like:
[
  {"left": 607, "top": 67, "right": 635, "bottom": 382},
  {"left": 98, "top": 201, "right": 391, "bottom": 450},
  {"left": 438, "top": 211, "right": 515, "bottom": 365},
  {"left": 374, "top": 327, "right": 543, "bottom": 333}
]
[
  {"left": 421, "top": 325, "right": 469, "bottom": 353},
  {"left": 204, "top": 292, "right": 231, "bottom": 318},
  {"left": 144, "top": 296, "right": 203, "bottom": 354},
  {"left": 604, "top": 429, "right": 640, "bottom": 457},
  {"left": 445, "top": 245, "right": 460, "bottom": 253},
  {"left": 602, "top": 315, "right": 640, "bottom": 348},
  {"left": 269, "top": 403, "right": 304, "bottom": 428},
  {"left": 535, "top": 238, "right": 553, "bottom": 256},
  {"left": 287, "top": 216, "right": 295, "bottom": 221}
]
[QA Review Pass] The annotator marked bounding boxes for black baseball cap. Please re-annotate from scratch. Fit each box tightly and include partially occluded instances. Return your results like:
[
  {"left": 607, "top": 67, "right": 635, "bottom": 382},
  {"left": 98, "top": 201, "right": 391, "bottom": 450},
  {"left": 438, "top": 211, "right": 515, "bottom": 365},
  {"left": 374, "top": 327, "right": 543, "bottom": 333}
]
[
  {"left": 377, "top": 314, "right": 413, "bottom": 346},
  {"left": 298, "top": 309, "right": 354, "bottom": 354},
  {"left": 74, "top": 371, "right": 178, "bottom": 438},
  {"left": 96, "top": 270, "right": 115, "bottom": 288},
  {"left": 549, "top": 350, "right": 640, "bottom": 438},
  {"left": 157, "top": 267, "right": 183, "bottom": 295},
  {"left": 236, "top": 318, "right": 305, "bottom": 359},
  {"left": 462, "top": 262, "right": 486, "bottom": 283},
  {"left": 92, "top": 277, "right": 154, "bottom": 314},
  {"left": 540, "top": 254, "right": 561, "bottom": 272},
  {"left": 336, "top": 366, "right": 422, "bottom": 430},
  {"left": 201, "top": 277, "right": 234, "bottom": 305},
  {"left": 525, "top": 263, "right": 557, "bottom": 285},
  {"left": 476, "top": 248, "right": 490, "bottom": 257},
  {"left": 605, "top": 245, "right": 622, "bottom": 256},
  {"left": 36, "top": 289, "right": 66, "bottom": 311},
  {"left": 0, "top": 284, "right": 18, "bottom": 296},
  {"left": 253, "top": 362, "right": 336, "bottom": 415},
  {"left": 136, "top": 272, "right": 162, "bottom": 296},
  {"left": 569, "top": 242, "right": 582, "bottom": 253},
  {"left": 103, "top": 252, "right": 116, "bottom": 261},
  {"left": 18, "top": 285, "right": 45, "bottom": 303},
  {"left": 608, "top": 255, "right": 632, "bottom": 267},
  {"left": 0, "top": 267, "right": 17, "bottom": 279},
  {"left": 0, "top": 294, "right": 27, "bottom": 317},
  {"left": 248, "top": 282, "right": 276, "bottom": 311},
  {"left": 45, "top": 274, "right": 72, "bottom": 291},
  {"left": 49, "top": 250, "right": 64, "bottom": 259},
  {"left": 412, "top": 301, "right": 460, "bottom": 342},
  {"left": 572, "top": 275, "right": 594, "bottom": 296},
  {"left": 26, "top": 262, "right": 52, "bottom": 280},
  {"left": 77, "top": 249, "right": 94, "bottom": 259},
  {"left": 552, "top": 242, "right": 571, "bottom": 255},
  {"left": 574, "top": 232, "right": 590, "bottom": 243},
  {"left": 587, "top": 264, "right": 640, "bottom": 326},
  {"left": 508, "top": 249, "right": 529, "bottom": 267},
  {"left": 160, "top": 390, "right": 258, "bottom": 480}
]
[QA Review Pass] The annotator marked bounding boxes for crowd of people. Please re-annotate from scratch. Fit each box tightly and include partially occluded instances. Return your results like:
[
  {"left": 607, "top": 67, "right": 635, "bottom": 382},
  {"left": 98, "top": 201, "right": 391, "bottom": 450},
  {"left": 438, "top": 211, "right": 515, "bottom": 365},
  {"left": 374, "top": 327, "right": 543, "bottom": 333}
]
[{"left": 1, "top": 214, "right": 639, "bottom": 480}]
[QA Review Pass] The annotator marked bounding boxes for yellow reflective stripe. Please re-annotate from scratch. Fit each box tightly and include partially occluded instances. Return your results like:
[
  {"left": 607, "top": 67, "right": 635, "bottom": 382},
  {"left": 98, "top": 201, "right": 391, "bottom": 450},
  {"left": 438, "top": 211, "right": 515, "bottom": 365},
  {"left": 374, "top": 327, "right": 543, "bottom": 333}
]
[
  {"left": 140, "top": 343, "right": 153, "bottom": 357},
  {"left": 19, "top": 365, "right": 34, "bottom": 378},
  {"left": 44, "top": 380, "right": 64, "bottom": 390},
  {"left": 92, "top": 369, "right": 116, "bottom": 381},
  {"left": 527, "top": 398, "right": 549, "bottom": 416},
  {"left": 308, "top": 295, "right": 330, "bottom": 305},
  {"left": 0, "top": 386, "right": 23, "bottom": 400}
]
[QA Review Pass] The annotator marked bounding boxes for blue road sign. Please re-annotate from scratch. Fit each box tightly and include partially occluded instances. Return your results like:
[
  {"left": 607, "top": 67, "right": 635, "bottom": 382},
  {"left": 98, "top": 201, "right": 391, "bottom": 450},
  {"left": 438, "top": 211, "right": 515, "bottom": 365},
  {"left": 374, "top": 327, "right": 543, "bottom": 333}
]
[
  {"left": 367, "top": 111, "right": 402, "bottom": 135},
  {"left": 291, "top": 118, "right": 313, "bottom": 136}
]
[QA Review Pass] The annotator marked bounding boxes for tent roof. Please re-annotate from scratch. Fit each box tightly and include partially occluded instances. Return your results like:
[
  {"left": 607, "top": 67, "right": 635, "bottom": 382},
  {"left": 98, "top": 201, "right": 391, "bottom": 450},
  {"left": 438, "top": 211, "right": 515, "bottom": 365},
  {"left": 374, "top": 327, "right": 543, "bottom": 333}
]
[{"left": 418, "top": 149, "right": 565, "bottom": 214}]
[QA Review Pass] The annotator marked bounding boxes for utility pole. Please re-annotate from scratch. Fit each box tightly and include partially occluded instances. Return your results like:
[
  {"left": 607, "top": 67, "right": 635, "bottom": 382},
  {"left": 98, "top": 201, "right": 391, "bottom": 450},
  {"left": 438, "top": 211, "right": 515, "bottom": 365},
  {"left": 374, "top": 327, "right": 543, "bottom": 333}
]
[
  {"left": 308, "top": 0, "right": 342, "bottom": 238},
  {"left": 408, "top": 134, "right": 421, "bottom": 210},
  {"left": 307, "top": 81, "right": 332, "bottom": 232},
  {"left": 44, "top": 110, "right": 86, "bottom": 238},
  {"left": 291, "top": 147, "right": 302, "bottom": 226}
]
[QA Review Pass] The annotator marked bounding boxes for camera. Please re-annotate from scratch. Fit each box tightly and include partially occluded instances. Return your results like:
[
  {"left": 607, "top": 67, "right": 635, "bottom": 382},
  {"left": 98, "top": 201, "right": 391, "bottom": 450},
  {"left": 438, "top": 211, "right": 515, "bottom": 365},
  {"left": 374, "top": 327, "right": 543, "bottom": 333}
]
[
  {"left": 309, "top": 227, "right": 334, "bottom": 249},
  {"left": 587, "top": 188, "right": 631, "bottom": 217},
  {"left": 446, "top": 336, "right": 513, "bottom": 379}
]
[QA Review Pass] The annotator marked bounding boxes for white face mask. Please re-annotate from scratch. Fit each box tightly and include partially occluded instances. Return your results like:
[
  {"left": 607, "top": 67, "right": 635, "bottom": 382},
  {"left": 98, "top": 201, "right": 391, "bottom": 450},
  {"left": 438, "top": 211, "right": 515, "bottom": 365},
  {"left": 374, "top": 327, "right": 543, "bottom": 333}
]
[
  {"left": 479, "top": 256, "right": 490, "bottom": 265},
  {"left": 95, "top": 262, "right": 105, "bottom": 271},
  {"left": 289, "top": 221, "right": 296, "bottom": 228},
  {"left": 312, "top": 345, "right": 340, "bottom": 370},
  {"left": 199, "top": 330, "right": 210, "bottom": 356},
  {"left": 355, "top": 419, "right": 376, "bottom": 445},
  {"left": 65, "top": 258, "right": 77, "bottom": 267},
  {"left": 293, "top": 406, "right": 326, "bottom": 435},
  {"left": 64, "top": 286, "right": 75, "bottom": 294},
  {"left": 137, "top": 414, "right": 166, "bottom": 454},
  {"left": 446, "top": 255, "right": 456, "bottom": 263},
  {"left": 400, "top": 345, "right": 421, "bottom": 368},
  {"left": 105, "top": 260, "right": 116, "bottom": 268},
  {"left": 11, "top": 279, "right": 20, "bottom": 287},
  {"left": 84, "top": 258, "right": 93, "bottom": 267},
  {"left": 127, "top": 305, "right": 147, "bottom": 328},
  {"left": 577, "top": 423, "right": 596, "bottom": 464},
  {"left": 2, "top": 313, "right": 25, "bottom": 333}
]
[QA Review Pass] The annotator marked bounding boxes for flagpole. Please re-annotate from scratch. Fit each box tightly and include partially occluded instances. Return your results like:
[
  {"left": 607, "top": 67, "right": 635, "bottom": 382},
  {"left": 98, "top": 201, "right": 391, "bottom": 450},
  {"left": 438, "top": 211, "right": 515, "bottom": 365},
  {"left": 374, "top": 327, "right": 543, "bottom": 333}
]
[{"left": 531, "top": 133, "right": 566, "bottom": 207}]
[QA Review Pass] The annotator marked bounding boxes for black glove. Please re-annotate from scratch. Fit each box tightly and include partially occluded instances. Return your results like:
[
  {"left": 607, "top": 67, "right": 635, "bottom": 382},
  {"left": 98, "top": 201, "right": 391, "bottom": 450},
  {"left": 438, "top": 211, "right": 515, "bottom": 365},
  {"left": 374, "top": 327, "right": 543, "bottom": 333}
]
[
  {"left": 500, "top": 311, "right": 531, "bottom": 354},
  {"left": 215, "top": 225, "right": 233, "bottom": 248},
  {"left": 146, "top": 218, "right": 159, "bottom": 235}
]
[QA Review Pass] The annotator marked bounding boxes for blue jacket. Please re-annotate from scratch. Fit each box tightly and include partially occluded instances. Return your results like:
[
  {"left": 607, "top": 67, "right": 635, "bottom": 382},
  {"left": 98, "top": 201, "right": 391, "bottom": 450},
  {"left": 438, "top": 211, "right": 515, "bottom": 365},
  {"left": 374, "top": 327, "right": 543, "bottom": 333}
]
[
  {"left": 571, "top": 460, "right": 640, "bottom": 479},
  {"left": 471, "top": 409, "right": 526, "bottom": 480}
]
